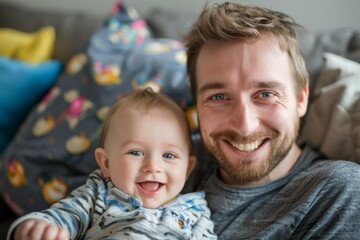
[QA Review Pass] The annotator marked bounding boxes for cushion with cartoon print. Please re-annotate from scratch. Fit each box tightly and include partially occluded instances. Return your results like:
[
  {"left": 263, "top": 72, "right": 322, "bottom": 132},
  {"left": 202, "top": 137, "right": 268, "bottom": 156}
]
[{"left": 0, "top": 2, "right": 193, "bottom": 215}]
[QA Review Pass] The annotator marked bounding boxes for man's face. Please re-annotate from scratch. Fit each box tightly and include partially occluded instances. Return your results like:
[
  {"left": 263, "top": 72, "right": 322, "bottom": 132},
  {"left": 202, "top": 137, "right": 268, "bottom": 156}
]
[{"left": 195, "top": 34, "right": 308, "bottom": 186}]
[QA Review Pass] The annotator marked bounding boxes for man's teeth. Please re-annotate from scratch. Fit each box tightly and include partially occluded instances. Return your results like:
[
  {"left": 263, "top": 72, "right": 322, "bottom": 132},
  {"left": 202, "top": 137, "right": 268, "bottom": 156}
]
[{"left": 231, "top": 141, "right": 261, "bottom": 152}]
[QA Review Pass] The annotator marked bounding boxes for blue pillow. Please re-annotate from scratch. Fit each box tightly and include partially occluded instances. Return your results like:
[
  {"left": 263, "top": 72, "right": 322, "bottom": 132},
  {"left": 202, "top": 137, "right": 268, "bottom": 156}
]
[{"left": 0, "top": 57, "right": 62, "bottom": 153}]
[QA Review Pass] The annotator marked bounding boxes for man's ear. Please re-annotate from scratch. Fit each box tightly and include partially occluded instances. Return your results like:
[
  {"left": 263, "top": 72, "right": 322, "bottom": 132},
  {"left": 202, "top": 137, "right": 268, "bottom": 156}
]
[
  {"left": 186, "top": 155, "right": 197, "bottom": 179},
  {"left": 95, "top": 148, "right": 110, "bottom": 178},
  {"left": 297, "top": 81, "right": 309, "bottom": 118}
]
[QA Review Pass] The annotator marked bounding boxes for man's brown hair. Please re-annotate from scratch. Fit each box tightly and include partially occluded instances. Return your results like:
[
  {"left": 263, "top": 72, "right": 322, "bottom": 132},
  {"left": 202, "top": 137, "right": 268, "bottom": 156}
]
[{"left": 184, "top": 2, "right": 309, "bottom": 101}]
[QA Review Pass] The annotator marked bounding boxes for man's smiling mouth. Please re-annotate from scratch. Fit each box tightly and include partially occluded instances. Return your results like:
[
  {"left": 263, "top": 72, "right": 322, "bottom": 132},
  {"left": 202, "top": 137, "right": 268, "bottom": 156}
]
[{"left": 228, "top": 139, "right": 268, "bottom": 152}]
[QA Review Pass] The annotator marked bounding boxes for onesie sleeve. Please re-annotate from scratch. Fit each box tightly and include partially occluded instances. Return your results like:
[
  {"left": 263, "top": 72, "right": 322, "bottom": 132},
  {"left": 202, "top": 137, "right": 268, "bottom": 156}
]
[{"left": 7, "top": 170, "right": 106, "bottom": 240}]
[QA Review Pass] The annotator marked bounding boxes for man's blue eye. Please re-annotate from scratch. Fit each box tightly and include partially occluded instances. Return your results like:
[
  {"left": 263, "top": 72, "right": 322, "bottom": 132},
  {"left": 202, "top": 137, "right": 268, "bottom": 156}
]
[
  {"left": 211, "top": 94, "right": 226, "bottom": 101},
  {"left": 260, "top": 92, "right": 274, "bottom": 98},
  {"left": 163, "top": 153, "right": 175, "bottom": 159}
]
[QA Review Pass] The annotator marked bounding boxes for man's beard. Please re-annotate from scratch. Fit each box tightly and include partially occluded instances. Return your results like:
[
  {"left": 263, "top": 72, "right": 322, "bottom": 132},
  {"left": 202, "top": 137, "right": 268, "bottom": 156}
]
[{"left": 204, "top": 117, "right": 300, "bottom": 184}]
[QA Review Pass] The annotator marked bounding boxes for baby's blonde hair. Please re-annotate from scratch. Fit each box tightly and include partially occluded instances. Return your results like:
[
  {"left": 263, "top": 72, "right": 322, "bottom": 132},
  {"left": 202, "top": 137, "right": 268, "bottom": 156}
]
[{"left": 98, "top": 88, "right": 193, "bottom": 154}]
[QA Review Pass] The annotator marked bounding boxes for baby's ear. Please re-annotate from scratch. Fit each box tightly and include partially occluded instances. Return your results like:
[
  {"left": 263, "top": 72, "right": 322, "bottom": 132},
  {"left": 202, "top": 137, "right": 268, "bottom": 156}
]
[
  {"left": 186, "top": 155, "right": 196, "bottom": 179},
  {"left": 95, "top": 148, "right": 110, "bottom": 178}
]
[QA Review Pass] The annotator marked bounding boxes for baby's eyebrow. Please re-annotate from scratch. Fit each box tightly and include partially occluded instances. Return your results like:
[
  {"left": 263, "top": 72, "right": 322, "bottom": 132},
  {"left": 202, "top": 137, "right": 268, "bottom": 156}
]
[{"left": 164, "top": 144, "right": 187, "bottom": 154}]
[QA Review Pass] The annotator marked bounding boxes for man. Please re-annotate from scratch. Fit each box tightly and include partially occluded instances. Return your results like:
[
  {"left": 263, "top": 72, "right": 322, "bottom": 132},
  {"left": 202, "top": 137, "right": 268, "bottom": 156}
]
[{"left": 184, "top": 2, "right": 360, "bottom": 239}]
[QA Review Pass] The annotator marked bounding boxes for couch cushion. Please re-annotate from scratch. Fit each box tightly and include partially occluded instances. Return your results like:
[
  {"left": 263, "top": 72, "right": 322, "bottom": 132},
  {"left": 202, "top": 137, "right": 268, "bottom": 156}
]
[
  {"left": 145, "top": 8, "right": 196, "bottom": 40},
  {"left": 299, "top": 52, "right": 360, "bottom": 163},
  {"left": 298, "top": 28, "right": 360, "bottom": 103}
]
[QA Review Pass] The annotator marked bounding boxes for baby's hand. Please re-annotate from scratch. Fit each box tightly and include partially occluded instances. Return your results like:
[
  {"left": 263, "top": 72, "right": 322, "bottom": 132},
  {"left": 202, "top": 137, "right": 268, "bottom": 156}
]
[{"left": 13, "top": 219, "right": 69, "bottom": 240}]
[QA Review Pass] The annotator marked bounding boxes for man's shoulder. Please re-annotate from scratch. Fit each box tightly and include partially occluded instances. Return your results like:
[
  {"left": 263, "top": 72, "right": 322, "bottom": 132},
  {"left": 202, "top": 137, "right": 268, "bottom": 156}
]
[
  {"left": 300, "top": 159, "right": 360, "bottom": 197},
  {"left": 300, "top": 145, "right": 360, "bottom": 177},
  {"left": 298, "top": 160, "right": 360, "bottom": 237},
  {"left": 287, "top": 155, "right": 360, "bottom": 198},
  {"left": 308, "top": 159, "right": 360, "bottom": 178},
  {"left": 321, "top": 159, "right": 360, "bottom": 186}
]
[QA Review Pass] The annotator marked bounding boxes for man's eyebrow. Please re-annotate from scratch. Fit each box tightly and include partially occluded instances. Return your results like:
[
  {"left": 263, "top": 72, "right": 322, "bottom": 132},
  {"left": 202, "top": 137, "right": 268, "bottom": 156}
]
[
  {"left": 198, "top": 81, "right": 286, "bottom": 94},
  {"left": 253, "top": 81, "right": 286, "bottom": 91},
  {"left": 198, "top": 82, "right": 227, "bottom": 94}
]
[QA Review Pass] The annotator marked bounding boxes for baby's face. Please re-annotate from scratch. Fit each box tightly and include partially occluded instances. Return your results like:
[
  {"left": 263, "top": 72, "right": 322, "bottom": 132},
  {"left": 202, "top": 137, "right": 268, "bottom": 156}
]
[{"left": 99, "top": 108, "right": 194, "bottom": 209}]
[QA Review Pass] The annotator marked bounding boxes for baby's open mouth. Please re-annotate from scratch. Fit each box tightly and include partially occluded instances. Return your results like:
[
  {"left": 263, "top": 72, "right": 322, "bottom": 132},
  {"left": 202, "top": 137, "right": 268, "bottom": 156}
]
[{"left": 138, "top": 181, "right": 164, "bottom": 192}]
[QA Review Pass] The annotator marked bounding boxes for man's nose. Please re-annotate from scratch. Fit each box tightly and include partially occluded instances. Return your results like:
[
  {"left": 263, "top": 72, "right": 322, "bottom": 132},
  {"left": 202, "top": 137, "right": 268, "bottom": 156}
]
[{"left": 229, "top": 99, "right": 259, "bottom": 136}]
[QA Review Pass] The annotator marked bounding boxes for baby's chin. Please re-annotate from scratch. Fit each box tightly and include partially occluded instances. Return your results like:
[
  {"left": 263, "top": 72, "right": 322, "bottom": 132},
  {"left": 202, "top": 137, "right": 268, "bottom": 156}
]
[
  {"left": 140, "top": 194, "right": 177, "bottom": 209},
  {"left": 141, "top": 199, "right": 163, "bottom": 209}
]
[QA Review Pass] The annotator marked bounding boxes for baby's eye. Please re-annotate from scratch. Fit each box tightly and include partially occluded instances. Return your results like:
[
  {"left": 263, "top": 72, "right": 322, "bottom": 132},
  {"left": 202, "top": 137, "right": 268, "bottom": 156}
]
[
  {"left": 163, "top": 153, "right": 175, "bottom": 159},
  {"left": 130, "top": 151, "right": 144, "bottom": 156},
  {"left": 211, "top": 94, "right": 227, "bottom": 101}
]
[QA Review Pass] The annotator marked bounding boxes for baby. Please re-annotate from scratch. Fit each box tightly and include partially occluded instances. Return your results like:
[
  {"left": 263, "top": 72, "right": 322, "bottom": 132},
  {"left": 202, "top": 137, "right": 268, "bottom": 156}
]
[{"left": 9, "top": 88, "right": 216, "bottom": 239}]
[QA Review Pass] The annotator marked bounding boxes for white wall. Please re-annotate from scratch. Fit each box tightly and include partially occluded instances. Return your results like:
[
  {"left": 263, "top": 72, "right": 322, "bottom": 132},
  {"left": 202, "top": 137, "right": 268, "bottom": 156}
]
[{"left": 1, "top": 0, "right": 359, "bottom": 33}]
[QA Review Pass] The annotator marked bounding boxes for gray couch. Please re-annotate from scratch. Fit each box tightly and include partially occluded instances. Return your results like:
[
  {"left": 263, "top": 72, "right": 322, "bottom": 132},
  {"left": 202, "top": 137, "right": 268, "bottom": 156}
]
[{"left": 0, "top": 2, "right": 359, "bottom": 238}]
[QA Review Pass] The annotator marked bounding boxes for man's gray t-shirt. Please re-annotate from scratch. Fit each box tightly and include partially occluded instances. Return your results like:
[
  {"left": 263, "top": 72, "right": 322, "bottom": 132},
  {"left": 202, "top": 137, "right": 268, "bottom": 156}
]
[{"left": 189, "top": 145, "right": 360, "bottom": 239}]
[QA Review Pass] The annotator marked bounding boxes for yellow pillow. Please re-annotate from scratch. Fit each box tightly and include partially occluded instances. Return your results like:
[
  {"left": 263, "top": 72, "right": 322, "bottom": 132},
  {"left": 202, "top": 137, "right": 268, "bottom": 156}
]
[{"left": 0, "top": 26, "right": 55, "bottom": 64}]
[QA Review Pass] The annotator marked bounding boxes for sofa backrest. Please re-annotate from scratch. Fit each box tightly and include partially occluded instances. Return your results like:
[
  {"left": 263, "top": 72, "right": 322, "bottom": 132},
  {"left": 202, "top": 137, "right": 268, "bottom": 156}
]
[{"left": 0, "top": 3, "right": 105, "bottom": 63}]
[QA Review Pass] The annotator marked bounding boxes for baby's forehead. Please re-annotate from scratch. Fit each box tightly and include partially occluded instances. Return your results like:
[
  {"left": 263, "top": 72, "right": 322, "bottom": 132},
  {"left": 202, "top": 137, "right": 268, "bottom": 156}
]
[
  {"left": 120, "top": 105, "right": 191, "bottom": 132},
  {"left": 115, "top": 105, "right": 178, "bottom": 118},
  {"left": 112, "top": 106, "right": 186, "bottom": 130},
  {"left": 113, "top": 106, "right": 191, "bottom": 141}
]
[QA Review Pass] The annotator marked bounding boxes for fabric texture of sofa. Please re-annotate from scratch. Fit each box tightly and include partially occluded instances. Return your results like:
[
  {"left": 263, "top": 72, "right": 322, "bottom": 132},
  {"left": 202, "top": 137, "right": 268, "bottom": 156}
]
[{"left": 0, "top": 1, "right": 360, "bottom": 238}]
